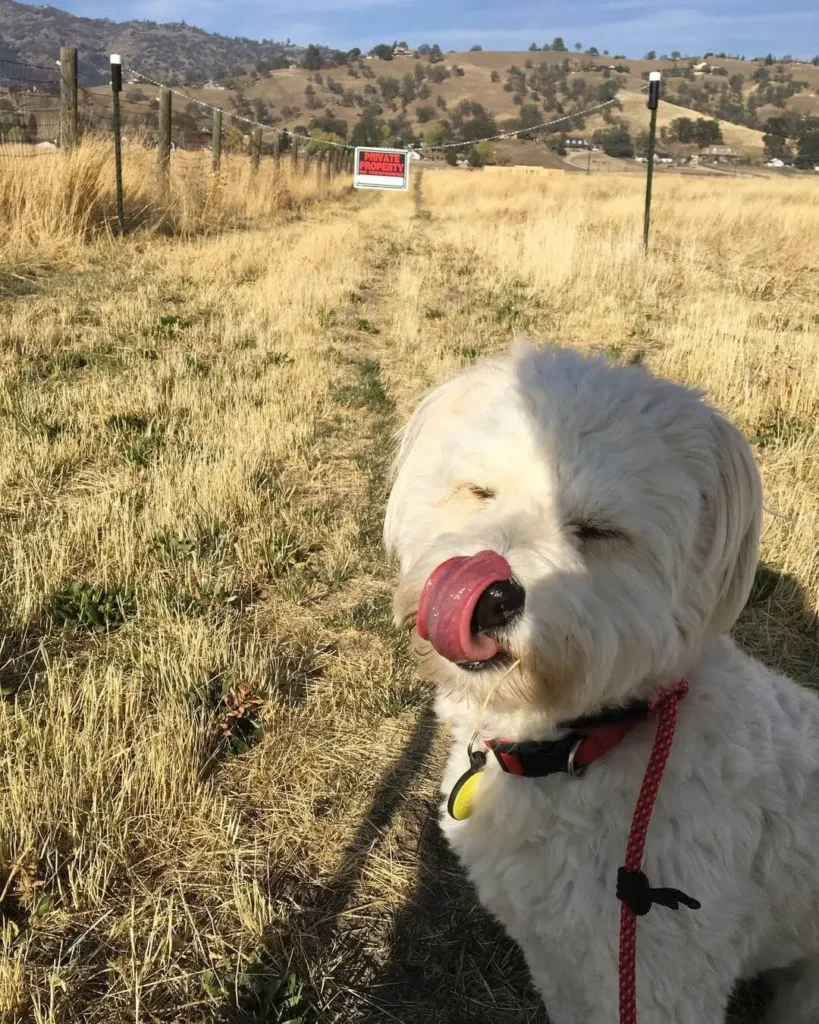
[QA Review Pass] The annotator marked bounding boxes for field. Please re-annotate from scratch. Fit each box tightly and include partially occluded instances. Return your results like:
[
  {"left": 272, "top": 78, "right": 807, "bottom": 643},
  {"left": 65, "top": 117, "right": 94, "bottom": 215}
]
[{"left": 0, "top": 149, "right": 818, "bottom": 1023}]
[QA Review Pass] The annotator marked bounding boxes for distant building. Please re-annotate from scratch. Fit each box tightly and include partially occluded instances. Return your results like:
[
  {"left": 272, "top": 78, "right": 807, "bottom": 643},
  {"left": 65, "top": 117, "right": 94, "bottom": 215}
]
[
  {"left": 700, "top": 145, "right": 740, "bottom": 159},
  {"left": 565, "top": 137, "right": 589, "bottom": 149},
  {"left": 201, "top": 80, "right": 226, "bottom": 90},
  {"left": 393, "top": 46, "right": 412, "bottom": 57}
]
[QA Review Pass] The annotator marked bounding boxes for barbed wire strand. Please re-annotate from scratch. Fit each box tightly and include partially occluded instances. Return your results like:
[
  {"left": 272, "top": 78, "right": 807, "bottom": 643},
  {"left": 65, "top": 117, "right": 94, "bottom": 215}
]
[
  {"left": 422, "top": 98, "right": 618, "bottom": 151},
  {"left": 124, "top": 64, "right": 353, "bottom": 149},
  {"left": 123, "top": 62, "right": 618, "bottom": 154}
]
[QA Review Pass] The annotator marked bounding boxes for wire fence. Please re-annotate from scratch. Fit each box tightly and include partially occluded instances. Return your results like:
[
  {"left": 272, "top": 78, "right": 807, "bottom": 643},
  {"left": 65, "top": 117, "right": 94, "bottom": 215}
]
[{"left": 0, "top": 58, "right": 61, "bottom": 156}]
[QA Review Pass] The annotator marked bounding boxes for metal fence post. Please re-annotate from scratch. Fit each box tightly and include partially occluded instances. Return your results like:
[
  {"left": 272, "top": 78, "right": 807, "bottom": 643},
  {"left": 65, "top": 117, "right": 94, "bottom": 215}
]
[
  {"left": 643, "top": 72, "right": 661, "bottom": 252},
  {"left": 110, "top": 54, "right": 126, "bottom": 236}
]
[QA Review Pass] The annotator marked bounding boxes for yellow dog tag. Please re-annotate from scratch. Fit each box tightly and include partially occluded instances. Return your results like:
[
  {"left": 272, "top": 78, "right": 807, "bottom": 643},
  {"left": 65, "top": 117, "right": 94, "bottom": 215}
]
[{"left": 447, "top": 744, "right": 488, "bottom": 821}]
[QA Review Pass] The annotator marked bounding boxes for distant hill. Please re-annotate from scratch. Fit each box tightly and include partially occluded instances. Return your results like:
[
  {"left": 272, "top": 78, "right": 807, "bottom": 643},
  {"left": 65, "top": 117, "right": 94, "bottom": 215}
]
[
  {"left": 143, "top": 50, "right": 818, "bottom": 162},
  {"left": 2, "top": 0, "right": 818, "bottom": 164},
  {"left": 0, "top": 0, "right": 300, "bottom": 85}
]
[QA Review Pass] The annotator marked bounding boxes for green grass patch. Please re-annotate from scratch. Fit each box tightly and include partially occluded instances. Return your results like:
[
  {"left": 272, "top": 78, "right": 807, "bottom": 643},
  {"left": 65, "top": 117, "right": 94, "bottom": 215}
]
[{"left": 48, "top": 582, "right": 136, "bottom": 632}]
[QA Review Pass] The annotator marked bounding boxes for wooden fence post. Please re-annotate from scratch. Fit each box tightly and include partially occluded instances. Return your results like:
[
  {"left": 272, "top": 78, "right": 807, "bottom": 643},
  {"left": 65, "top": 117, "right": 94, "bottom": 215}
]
[
  {"left": 251, "top": 126, "right": 262, "bottom": 172},
  {"left": 59, "top": 46, "right": 78, "bottom": 151},
  {"left": 273, "top": 132, "right": 280, "bottom": 162},
  {"left": 290, "top": 137, "right": 299, "bottom": 174},
  {"left": 158, "top": 87, "right": 172, "bottom": 186},
  {"left": 212, "top": 109, "right": 222, "bottom": 173}
]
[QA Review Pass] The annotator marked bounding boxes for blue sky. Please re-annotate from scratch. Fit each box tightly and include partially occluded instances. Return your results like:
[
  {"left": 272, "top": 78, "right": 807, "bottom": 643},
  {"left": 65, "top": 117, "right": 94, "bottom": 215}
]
[{"left": 27, "top": 1, "right": 819, "bottom": 59}]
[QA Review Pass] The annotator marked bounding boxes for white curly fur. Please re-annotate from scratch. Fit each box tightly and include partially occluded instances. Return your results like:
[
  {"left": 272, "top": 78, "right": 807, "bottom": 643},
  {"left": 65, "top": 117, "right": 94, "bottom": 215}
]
[{"left": 384, "top": 343, "right": 819, "bottom": 1024}]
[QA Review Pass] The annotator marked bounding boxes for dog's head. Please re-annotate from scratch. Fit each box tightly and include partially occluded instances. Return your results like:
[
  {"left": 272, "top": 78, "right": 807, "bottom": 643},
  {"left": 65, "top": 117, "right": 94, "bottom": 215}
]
[{"left": 384, "top": 343, "right": 761, "bottom": 726}]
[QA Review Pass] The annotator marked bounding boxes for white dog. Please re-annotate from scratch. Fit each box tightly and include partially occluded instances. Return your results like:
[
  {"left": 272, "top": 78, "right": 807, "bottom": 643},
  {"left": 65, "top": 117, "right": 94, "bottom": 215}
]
[{"left": 384, "top": 342, "right": 819, "bottom": 1024}]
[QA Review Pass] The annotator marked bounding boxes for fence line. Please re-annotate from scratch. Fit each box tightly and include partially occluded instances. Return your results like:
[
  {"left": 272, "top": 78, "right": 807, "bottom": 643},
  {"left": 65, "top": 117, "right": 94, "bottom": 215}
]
[{"left": 0, "top": 57, "right": 61, "bottom": 155}]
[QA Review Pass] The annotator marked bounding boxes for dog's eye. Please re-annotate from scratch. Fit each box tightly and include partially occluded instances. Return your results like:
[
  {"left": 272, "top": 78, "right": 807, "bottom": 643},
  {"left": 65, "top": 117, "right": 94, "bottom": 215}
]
[
  {"left": 570, "top": 520, "right": 621, "bottom": 543},
  {"left": 467, "top": 484, "right": 496, "bottom": 501}
]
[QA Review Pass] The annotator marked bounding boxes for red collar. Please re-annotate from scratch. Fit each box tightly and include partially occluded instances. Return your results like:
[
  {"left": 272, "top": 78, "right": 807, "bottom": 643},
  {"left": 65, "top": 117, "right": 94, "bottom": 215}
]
[{"left": 485, "top": 697, "right": 652, "bottom": 778}]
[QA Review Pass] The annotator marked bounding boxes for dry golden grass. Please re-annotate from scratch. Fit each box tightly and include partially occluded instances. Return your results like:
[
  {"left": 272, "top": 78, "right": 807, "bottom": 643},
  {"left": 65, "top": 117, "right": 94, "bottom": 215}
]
[
  {"left": 0, "top": 136, "right": 349, "bottom": 279},
  {"left": 0, "top": 163, "right": 817, "bottom": 1023}
]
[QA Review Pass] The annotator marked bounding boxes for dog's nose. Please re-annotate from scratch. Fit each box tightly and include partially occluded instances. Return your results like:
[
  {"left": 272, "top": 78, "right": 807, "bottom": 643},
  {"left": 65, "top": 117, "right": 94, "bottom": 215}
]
[{"left": 471, "top": 579, "right": 525, "bottom": 635}]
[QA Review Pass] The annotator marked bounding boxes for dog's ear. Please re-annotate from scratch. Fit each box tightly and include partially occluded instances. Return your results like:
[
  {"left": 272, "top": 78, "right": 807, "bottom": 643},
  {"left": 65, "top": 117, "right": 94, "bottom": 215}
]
[
  {"left": 383, "top": 373, "right": 462, "bottom": 562},
  {"left": 702, "top": 412, "right": 762, "bottom": 635}
]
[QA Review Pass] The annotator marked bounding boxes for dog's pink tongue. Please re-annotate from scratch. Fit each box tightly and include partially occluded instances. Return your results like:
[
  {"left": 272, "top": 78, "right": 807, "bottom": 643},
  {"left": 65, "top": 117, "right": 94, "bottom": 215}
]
[{"left": 417, "top": 551, "right": 511, "bottom": 664}]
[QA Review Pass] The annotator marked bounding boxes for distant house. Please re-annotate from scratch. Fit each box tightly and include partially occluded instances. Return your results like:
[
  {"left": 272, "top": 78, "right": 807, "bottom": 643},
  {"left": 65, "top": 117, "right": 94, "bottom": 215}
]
[
  {"left": 565, "top": 137, "right": 589, "bottom": 149},
  {"left": 692, "top": 61, "right": 710, "bottom": 73},
  {"left": 700, "top": 145, "right": 740, "bottom": 160},
  {"left": 765, "top": 158, "right": 785, "bottom": 168},
  {"left": 201, "top": 80, "right": 226, "bottom": 90},
  {"left": 393, "top": 46, "right": 412, "bottom": 57}
]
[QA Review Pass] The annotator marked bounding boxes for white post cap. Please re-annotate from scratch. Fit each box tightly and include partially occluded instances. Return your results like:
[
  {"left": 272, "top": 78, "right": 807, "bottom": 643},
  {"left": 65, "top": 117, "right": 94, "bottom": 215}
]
[
  {"left": 649, "top": 71, "right": 662, "bottom": 81},
  {"left": 111, "top": 54, "right": 122, "bottom": 65}
]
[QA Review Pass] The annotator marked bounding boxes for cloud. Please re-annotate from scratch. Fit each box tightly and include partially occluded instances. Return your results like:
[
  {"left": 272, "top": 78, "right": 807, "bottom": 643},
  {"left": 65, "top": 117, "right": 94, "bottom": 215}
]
[
  {"left": 411, "top": 6, "right": 817, "bottom": 50},
  {"left": 129, "top": 0, "right": 407, "bottom": 16}
]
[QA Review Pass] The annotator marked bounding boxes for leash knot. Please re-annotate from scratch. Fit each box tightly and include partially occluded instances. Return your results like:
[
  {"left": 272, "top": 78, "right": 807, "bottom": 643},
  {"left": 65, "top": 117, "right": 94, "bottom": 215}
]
[{"left": 617, "top": 867, "right": 701, "bottom": 917}]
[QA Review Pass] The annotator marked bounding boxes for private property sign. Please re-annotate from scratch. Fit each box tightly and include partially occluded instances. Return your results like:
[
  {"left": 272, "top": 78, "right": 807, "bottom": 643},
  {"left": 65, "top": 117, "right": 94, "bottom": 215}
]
[{"left": 353, "top": 147, "right": 410, "bottom": 191}]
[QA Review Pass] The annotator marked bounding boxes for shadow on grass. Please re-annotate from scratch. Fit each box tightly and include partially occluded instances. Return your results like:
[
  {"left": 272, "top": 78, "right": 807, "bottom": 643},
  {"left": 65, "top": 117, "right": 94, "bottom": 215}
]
[
  {"left": 735, "top": 562, "right": 819, "bottom": 691},
  {"left": 363, "top": 809, "right": 548, "bottom": 1024},
  {"left": 239, "top": 562, "right": 816, "bottom": 1023}
]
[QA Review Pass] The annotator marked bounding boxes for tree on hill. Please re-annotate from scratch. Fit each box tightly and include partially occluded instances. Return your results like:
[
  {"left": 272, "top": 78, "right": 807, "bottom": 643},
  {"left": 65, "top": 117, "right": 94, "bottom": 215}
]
[
  {"left": 451, "top": 100, "right": 497, "bottom": 143},
  {"left": 417, "top": 105, "right": 435, "bottom": 123},
  {"left": 796, "top": 129, "right": 819, "bottom": 168},
  {"left": 350, "top": 107, "right": 383, "bottom": 146},
  {"left": 588, "top": 47, "right": 599, "bottom": 56},
  {"left": 552, "top": 37, "right": 568, "bottom": 52},
  {"left": 470, "top": 45, "right": 483, "bottom": 51},
  {"left": 529, "top": 43, "right": 539, "bottom": 52},
  {"left": 574, "top": 42, "right": 583, "bottom": 52},
  {"left": 517, "top": 104, "right": 543, "bottom": 130},
  {"left": 310, "top": 110, "right": 347, "bottom": 137},
  {"left": 370, "top": 43, "right": 394, "bottom": 60},
  {"left": 422, "top": 121, "right": 445, "bottom": 148},
  {"left": 694, "top": 118, "right": 723, "bottom": 145},
  {"left": 307, "top": 129, "right": 345, "bottom": 152},
  {"left": 763, "top": 133, "right": 790, "bottom": 159},
  {"left": 592, "top": 125, "right": 634, "bottom": 157},
  {"left": 379, "top": 77, "right": 401, "bottom": 103},
  {"left": 468, "top": 140, "right": 492, "bottom": 166},
  {"left": 302, "top": 44, "right": 322, "bottom": 71},
  {"left": 645, "top": 50, "right": 657, "bottom": 60},
  {"left": 667, "top": 116, "right": 723, "bottom": 145},
  {"left": 429, "top": 44, "right": 445, "bottom": 63}
]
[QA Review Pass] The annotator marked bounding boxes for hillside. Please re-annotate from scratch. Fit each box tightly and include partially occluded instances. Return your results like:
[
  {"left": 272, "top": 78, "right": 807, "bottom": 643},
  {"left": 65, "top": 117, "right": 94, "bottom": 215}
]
[
  {"left": 167, "top": 50, "right": 819, "bottom": 162},
  {"left": 0, "top": 0, "right": 300, "bottom": 85},
  {"left": 3, "top": 0, "right": 818, "bottom": 164},
  {"left": 102, "top": 49, "right": 809, "bottom": 164}
]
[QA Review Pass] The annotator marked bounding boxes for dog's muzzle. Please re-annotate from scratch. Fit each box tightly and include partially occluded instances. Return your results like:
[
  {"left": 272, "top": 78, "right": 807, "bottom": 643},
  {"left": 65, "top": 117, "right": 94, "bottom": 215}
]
[{"left": 416, "top": 551, "right": 525, "bottom": 665}]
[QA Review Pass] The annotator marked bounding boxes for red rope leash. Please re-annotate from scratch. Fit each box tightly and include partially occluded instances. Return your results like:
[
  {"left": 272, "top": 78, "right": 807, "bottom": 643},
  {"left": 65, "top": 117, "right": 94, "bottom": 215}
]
[{"left": 617, "top": 680, "right": 699, "bottom": 1024}]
